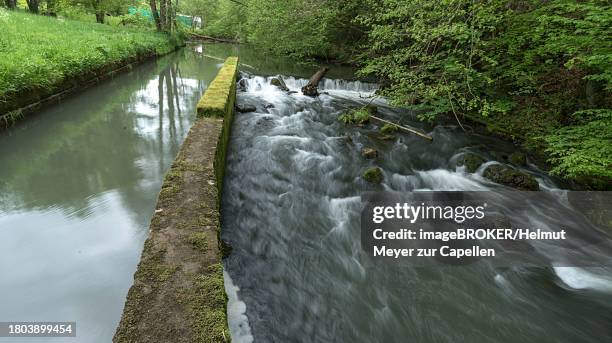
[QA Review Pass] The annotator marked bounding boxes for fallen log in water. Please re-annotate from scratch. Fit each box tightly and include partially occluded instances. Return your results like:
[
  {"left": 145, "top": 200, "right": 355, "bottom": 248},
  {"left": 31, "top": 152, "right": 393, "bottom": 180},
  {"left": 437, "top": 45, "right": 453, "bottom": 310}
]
[
  {"left": 301, "top": 67, "right": 329, "bottom": 96},
  {"left": 188, "top": 32, "right": 239, "bottom": 44},
  {"left": 371, "top": 115, "right": 433, "bottom": 141}
]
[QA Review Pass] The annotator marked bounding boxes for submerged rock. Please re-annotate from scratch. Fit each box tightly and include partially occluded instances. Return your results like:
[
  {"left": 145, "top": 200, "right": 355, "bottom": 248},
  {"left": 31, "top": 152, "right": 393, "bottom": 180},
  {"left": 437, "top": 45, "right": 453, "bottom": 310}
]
[
  {"left": 270, "top": 76, "right": 290, "bottom": 91},
  {"left": 508, "top": 151, "right": 527, "bottom": 166},
  {"left": 483, "top": 164, "right": 539, "bottom": 190},
  {"left": 237, "top": 78, "right": 248, "bottom": 92},
  {"left": 458, "top": 153, "right": 486, "bottom": 173},
  {"left": 264, "top": 103, "right": 275, "bottom": 109},
  {"left": 363, "top": 167, "right": 384, "bottom": 183},
  {"left": 236, "top": 104, "right": 256, "bottom": 113},
  {"left": 362, "top": 148, "right": 378, "bottom": 159},
  {"left": 491, "top": 151, "right": 509, "bottom": 162}
]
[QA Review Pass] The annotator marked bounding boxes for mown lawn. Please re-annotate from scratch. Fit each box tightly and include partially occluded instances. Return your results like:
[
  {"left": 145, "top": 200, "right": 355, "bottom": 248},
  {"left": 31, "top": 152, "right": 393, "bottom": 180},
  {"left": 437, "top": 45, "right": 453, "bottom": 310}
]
[{"left": 0, "top": 9, "right": 180, "bottom": 111}]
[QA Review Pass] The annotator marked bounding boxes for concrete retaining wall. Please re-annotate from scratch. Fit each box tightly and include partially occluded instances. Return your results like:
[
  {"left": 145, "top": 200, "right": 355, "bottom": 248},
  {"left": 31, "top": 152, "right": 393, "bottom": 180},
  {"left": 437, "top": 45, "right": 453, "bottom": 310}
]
[{"left": 113, "top": 57, "right": 238, "bottom": 343}]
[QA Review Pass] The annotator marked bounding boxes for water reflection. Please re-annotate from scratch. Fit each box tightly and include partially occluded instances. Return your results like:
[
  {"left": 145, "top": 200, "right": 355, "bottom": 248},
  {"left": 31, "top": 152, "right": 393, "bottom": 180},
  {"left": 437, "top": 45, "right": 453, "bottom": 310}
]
[{"left": 0, "top": 47, "right": 222, "bottom": 342}]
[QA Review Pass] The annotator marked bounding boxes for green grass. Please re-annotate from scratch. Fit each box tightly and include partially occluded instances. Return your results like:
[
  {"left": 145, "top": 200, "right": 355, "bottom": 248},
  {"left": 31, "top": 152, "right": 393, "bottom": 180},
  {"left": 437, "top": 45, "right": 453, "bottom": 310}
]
[{"left": 0, "top": 9, "right": 181, "bottom": 111}]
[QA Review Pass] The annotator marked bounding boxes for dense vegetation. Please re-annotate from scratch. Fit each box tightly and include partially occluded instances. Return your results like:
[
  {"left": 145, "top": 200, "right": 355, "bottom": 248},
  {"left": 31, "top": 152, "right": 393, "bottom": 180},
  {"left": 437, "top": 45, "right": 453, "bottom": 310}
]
[
  {"left": 1, "top": 0, "right": 610, "bottom": 187},
  {"left": 193, "top": 0, "right": 611, "bottom": 188}
]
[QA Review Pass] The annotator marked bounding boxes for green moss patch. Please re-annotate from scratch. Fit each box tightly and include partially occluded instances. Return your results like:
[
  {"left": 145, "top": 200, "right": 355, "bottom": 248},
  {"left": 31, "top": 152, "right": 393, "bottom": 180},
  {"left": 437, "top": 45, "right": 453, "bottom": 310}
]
[
  {"left": 189, "top": 264, "right": 229, "bottom": 342},
  {"left": 197, "top": 57, "right": 239, "bottom": 118}
]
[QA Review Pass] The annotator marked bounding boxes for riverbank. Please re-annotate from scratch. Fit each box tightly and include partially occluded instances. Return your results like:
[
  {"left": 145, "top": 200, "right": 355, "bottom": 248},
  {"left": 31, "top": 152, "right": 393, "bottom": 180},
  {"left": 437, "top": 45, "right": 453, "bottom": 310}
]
[
  {"left": 0, "top": 9, "right": 183, "bottom": 128},
  {"left": 114, "top": 57, "right": 238, "bottom": 343}
]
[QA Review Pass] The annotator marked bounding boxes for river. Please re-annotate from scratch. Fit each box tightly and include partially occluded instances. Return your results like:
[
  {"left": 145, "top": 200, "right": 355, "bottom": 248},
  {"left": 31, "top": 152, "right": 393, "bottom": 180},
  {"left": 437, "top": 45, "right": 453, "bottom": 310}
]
[
  {"left": 222, "top": 74, "right": 612, "bottom": 342},
  {"left": 0, "top": 43, "right": 610, "bottom": 343}
]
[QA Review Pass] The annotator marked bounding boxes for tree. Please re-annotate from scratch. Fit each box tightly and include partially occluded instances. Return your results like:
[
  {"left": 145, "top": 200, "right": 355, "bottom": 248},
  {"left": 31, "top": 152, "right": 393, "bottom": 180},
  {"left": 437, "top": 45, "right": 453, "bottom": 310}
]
[
  {"left": 45, "top": 0, "right": 57, "bottom": 16},
  {"left": 149, "top": 0, "right": 162, "bottom": 31},
  {"left": 26, "top": 0, "right": 40, "bottom": 13},
  {"left": 4, "top": 0, "right": 16, "bottom": 10}
]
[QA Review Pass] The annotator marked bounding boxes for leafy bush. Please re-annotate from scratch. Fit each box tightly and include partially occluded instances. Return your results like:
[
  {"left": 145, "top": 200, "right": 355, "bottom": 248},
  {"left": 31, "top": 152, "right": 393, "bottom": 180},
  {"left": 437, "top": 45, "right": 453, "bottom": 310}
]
[
  {"left": 542, "top": 109, "right": 612, "bottom": 181},
  {"left": 354, "top": 0, "right": 611, "bottom": 183}
]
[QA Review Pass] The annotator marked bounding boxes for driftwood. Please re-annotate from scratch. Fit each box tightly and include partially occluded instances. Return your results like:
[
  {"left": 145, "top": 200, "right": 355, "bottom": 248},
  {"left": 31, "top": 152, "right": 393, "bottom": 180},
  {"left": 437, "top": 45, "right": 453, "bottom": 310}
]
[
  {"left": 371, "top": 115, "right": 433, "bottom": 141},
  {"left": 188, "top": 32, "right": 238, "bottom": 44},
  {"left": 301, "top": 67, "right": 329, "bottom": 96}
]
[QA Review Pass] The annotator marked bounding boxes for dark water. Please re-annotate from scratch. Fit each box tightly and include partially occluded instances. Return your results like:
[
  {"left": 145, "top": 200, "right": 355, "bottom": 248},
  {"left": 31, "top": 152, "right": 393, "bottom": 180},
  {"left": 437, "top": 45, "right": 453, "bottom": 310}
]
[
  {"left": 0, "top": 46, "right": 228, "bottom": 342},
  {"left": 222, "top": 76, "right": 612, "bottom": 342}
]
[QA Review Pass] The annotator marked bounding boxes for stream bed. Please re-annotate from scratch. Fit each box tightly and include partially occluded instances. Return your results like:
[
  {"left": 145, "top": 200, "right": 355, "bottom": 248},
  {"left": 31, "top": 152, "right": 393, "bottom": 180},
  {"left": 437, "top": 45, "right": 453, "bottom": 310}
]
[{"left": 222, "top": 75, "right": 612, "bottom": 342}]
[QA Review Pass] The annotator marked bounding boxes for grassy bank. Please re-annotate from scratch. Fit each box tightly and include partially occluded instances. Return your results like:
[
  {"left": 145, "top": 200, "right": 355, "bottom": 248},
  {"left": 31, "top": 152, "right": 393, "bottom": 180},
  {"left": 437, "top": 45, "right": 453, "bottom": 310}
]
[{"left": 0, "top": 9, "right": 182, "bottom": 119}]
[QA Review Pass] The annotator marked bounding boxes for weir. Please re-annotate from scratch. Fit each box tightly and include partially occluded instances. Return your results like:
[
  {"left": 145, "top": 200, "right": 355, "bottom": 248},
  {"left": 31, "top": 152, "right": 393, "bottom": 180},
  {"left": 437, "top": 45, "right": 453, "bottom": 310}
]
[{"left": 113, "top": 57, "right": 238, "bottom": 343}]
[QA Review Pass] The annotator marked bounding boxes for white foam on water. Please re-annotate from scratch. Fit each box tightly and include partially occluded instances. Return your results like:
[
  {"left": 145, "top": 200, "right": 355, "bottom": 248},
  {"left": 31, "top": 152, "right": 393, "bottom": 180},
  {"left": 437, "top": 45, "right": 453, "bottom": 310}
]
[
  {"left": 553, "top": 267, "right": 612, "bottom": 293},
  {"left": 243, "top": 75, "right": 378, "bottom": 96},
  {"left": 326, "top": 196, "right": 361, "bottom": 236},
  {"left": 388, "top": 169, "right": 489, "bottom": 191},
  {"left": 223, "top": 270, "right": 254, "bottom": 343}
]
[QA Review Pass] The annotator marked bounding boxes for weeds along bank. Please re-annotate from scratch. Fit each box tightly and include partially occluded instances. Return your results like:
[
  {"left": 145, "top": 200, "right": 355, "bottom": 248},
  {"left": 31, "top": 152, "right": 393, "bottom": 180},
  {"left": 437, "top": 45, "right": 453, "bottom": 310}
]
[{"left": 0, "top": 9, "right": 183, "bottom": 126}]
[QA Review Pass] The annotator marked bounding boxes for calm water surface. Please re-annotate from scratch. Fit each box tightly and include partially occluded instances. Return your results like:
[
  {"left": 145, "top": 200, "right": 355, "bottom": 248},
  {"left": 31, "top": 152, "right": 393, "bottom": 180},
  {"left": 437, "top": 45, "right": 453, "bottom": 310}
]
[{"left": 0, "top": 46, "right": 229, "bottom": 342}]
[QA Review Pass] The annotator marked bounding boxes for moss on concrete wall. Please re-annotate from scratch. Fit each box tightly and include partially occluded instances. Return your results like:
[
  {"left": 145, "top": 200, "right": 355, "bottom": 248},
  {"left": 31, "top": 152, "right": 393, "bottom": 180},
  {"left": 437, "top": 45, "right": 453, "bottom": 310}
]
[
  {"left": 197, "top": 56, "right": 239, "bottom": 195},
  {"left": 114, "top": 57, "right": 238, "bottom": 343}
]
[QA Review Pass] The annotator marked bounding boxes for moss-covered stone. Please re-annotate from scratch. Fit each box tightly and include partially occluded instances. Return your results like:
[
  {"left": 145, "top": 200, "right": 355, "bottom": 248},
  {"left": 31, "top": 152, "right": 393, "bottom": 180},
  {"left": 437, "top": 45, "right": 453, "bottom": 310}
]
[
  {"left": 508, "top": 151, "right": 527, "bottom": 166},
  {"left": 458, "top": 153, "right": 486, "bottom": 173},
  {"left": 363, "top": 167, "right": 384, "bottom": 183},
  {"left": 483, "top": 164, "right": 539, "bottom": 190}
]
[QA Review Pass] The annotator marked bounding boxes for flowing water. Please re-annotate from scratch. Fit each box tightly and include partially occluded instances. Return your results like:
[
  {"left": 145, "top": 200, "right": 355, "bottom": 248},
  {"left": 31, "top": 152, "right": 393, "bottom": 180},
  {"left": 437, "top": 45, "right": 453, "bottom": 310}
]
[
  {"left": 222, "top": 75, "right": 612, "bottom": 342},
  {"left": 1, "top": 43, "right": 610, "bottom": 343},
  {"left": 0, "top": 47, "right": 228, "bottom": 342}
]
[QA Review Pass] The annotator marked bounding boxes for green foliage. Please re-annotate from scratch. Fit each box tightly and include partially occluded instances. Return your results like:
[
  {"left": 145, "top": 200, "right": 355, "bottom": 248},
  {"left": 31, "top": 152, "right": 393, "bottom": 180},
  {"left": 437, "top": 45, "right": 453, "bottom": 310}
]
[
  {"left": 197, "top": 0, "right": 246, "bottom": 40},
  {"left": 0, "top": 9, "right": 179, "bottom": 106},
  {"left": 379, "top": 123, "right": 398, "bottom": 134},
  {"left": 542, "top": 109, "right": 612, "bottom": 180},
  {"left": 339, "top": 108, "right": 370, "bottom": 124},
  {"left": 354, "top": 0, "right": 611, "bottom": 183}
]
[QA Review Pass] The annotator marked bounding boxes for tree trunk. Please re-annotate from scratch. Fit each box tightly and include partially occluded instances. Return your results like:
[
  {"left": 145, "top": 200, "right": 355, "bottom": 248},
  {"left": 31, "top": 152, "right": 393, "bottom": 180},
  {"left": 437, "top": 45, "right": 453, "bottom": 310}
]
[
  {"left": 5, "top": 0, "right": 16, "bottom": 9},
  {"left": 149, "top": 0, "right": 162, "bottom": 31},
  {"left": 26, "top": 0, "right": 39, "bottom": 13},
  {"left": 159, "top": 0, "right": 167, "bottom": 31},
  {"left": 45, "top": 0, "right": 57, "bottom": 16},
  {"left": 301, "top": 67, "right": 329, "bottom": 96},
  {"left": 166, "top": 0, "right": 173, "bottom": 32},
  {"left": 95, "top": 12, "right": 105, "bottom": 23}
]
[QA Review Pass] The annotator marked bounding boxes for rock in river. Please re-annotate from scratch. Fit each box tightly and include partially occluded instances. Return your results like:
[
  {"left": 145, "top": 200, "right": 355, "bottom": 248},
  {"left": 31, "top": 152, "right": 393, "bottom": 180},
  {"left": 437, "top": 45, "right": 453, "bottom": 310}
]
[
  {"left": 483, "top": 164, "right": 539, "bottom": 190},
  {"left": 508, "top": 151, "right": 527, "bottom": 166},
  {"left": 362, "top": 148, "right": 378, "bottom": 159},
  {"left": 270, "top": 76, "right": 290, "bottom": 92},
  {"left": 457, "top": 153, "right": 486, "bottom": 173},
  {"left": 363, "top": 167, "right": 384, "bottom": 183},
  {"left": 236, "top": 104, "right": 257, "bottom": 113}
]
